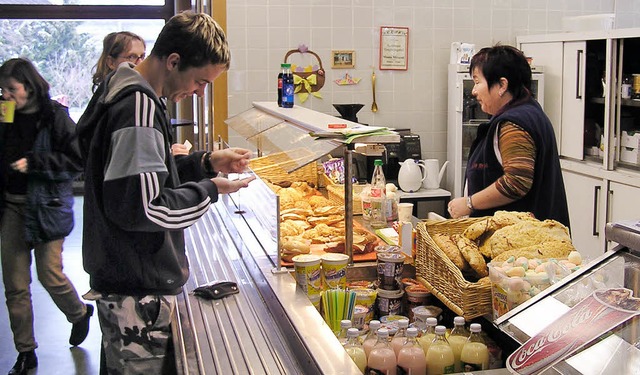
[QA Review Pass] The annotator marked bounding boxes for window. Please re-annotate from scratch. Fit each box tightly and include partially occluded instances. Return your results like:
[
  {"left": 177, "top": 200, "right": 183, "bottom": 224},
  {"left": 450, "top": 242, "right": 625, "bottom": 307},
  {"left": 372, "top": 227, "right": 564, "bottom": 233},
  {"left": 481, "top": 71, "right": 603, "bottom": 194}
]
[{"left": 0, "top": 2, "right": 173, "bottom": 120}]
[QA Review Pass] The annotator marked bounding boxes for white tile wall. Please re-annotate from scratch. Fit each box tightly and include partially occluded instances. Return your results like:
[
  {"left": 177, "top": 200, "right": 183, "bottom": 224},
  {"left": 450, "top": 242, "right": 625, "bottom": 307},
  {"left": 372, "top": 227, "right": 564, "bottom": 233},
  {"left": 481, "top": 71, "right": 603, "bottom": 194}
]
[{"left": 226, "top": 0, "right": 638, "bottom": 163}]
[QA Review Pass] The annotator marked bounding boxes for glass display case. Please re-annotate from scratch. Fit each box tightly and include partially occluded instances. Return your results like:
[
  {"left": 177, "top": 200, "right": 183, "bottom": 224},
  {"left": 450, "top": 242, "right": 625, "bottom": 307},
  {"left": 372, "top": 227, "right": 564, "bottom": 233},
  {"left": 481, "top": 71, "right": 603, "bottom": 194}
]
[{"left": 494, "top": 222, "right": 640, "bottom": 374}]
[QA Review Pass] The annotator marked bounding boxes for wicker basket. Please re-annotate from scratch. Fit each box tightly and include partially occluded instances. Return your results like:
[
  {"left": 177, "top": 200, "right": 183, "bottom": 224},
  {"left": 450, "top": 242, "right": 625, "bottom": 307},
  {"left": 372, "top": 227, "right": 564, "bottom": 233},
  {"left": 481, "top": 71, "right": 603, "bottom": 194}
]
[
  {"left": 415, "top": 218, "right": 492, "bottom": 320},
  {"left": 326, "top": 184, "right": 365, "bottom": 215},
  {"left": 249, "top": 150, "right": 318, "bottom": 186}
]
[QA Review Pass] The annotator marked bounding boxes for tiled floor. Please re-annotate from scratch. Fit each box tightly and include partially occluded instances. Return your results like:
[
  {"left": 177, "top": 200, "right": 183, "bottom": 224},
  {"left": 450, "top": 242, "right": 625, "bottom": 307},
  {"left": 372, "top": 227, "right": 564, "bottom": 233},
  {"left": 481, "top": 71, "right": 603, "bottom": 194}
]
[{"left": 0, "top": 196, "right": 102, "bottom": 375}]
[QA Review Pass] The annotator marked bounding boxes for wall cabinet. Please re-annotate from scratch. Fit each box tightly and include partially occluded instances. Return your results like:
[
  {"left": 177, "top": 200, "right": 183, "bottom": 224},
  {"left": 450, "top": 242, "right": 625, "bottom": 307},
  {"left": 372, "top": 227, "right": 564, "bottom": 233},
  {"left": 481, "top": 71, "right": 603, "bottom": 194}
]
[{"left": 518, "top": 29, "right": 640, "bottom": 255}]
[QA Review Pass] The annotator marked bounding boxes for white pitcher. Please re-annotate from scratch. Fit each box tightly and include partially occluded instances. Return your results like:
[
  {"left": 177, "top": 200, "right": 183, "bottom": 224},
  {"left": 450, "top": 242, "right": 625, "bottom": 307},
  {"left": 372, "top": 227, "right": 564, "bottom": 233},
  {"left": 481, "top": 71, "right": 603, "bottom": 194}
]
[
  {"left": 398, "top": 159, "right": 426, "bottom": 192},
  {"left": 422, "top": 159, "right": 449, "bottom": 190}
]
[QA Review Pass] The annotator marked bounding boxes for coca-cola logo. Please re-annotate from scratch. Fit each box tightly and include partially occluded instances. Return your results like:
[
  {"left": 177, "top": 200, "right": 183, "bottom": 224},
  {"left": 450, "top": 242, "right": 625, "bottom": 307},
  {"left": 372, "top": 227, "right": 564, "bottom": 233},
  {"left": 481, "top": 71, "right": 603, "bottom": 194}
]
[{"left": 511, "top": 304, "right": 603, "bottom": 370}]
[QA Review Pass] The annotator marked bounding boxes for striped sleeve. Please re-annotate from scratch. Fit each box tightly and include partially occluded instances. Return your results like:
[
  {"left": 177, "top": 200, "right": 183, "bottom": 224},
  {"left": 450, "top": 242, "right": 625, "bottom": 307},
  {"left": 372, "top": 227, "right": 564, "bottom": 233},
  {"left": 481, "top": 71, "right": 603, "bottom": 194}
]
[
  {"left": 102, "top": 90, "right": 215, "bottom": 232},
  {"left": 495, "top": 121, "right": 536, "bottom": 199}
]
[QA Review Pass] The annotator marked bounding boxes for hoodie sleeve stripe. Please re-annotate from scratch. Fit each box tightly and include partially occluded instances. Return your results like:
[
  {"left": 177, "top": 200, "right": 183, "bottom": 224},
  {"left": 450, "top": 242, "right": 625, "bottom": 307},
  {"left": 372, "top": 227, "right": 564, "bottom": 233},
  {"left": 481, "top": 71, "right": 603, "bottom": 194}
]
[{"left": 140, "top": 172, "right": 211, "bottom": 228}]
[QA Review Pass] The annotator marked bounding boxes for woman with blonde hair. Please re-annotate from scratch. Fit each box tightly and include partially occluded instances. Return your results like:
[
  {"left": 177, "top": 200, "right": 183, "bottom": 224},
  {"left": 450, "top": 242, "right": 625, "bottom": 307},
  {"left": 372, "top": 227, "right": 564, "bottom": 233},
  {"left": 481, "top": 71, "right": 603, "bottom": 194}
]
[{"left": 92, "top": 31, "right": 146, "bottom": 92}]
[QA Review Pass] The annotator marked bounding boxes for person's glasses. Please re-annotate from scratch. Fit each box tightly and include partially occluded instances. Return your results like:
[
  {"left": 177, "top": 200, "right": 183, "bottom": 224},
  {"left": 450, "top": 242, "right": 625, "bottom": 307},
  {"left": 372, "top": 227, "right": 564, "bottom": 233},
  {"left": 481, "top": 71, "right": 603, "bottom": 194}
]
[{"left": 119, "top": 54, "right": 145, "bottom": 63}]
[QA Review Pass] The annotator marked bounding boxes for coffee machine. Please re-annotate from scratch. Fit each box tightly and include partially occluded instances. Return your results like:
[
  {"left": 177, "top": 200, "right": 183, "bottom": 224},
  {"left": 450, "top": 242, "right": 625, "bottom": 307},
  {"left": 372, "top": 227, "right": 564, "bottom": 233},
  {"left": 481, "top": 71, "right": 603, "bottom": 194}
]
[{"left": 353, "top": 129, "right": 422, "bottom": 185}]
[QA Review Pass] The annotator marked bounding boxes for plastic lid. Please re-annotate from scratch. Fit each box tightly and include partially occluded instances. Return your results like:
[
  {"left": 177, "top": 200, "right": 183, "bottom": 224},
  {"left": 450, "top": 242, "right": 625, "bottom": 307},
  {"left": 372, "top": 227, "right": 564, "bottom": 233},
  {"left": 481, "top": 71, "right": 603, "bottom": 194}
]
[
  {"left": 426, "top": 317, "right": 438, "bottom": 326},
  {"left": 454, "top": 316, "right": 465, "bottom": 326},
  {"left": 347, "top": 328, "right": 360, "bottom": 337},
  {"left": 406, "top": 327, "right": 418, "bottom": 337},
  {"left": 397, "top": 319, "right": 409, "bottom": 328},
  {"left": 369, "top": 320, "right": 381, "bottom": 329},
  {"left": 341, "top": 319, "right": 352, "bottom": 328},
  {"left": 435, "top": 325, "right": 446, "bottom": 335},
  {"left": 282, "top": 63, "right": 291, "bottom": 68},
  {"left": 470, "top": 323, "right": 482, "bottom": 333},
  {"left": 377, "top": 328, "right": 389, "bottom": 338},
  {"left": 374, "top": 159, "right": 383, "bottom": 166}
]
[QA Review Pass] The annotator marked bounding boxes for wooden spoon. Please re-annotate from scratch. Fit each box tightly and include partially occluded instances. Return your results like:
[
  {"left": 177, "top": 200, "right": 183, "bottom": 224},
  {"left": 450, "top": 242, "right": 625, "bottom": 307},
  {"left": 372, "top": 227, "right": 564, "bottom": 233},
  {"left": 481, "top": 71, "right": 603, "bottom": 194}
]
[{"left": 371, "top": 71, "right": 378, "bottom": 112}]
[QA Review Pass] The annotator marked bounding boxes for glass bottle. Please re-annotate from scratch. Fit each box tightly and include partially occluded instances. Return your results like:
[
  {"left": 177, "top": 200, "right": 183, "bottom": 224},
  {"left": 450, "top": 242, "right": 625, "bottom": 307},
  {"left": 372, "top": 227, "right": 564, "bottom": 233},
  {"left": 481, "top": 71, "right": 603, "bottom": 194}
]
[
  {"left": 621, "top": 75, "right": 632, "bottom": 100},
  {"left": 426, "top": 325, "right": 455, "bottom": 375},
  {"left": 344, "top": 328, "right": 367, "bottom": 373},
  {"left": 337, "top": 319, "right": 352, "bottom": 345},
  {"left": 448, "top": 316, "right": 469, "bottom": 372},
  {"left": 397, "top": 327, "right": 427, "bottom": 374},
  {"left": 370, "top": 159, "right": 387, "bottom": 229},
  {"left": 281, "top": 63, "right": 294, "bottom": 108},
  {"left": 366, "top": 328, "right": 397, "bottom": 375},
  {"left": 390, "top": 319, "right": 410, "bottom": 357},
  {"left": 418, "top": 317, "right": 438, "bottom": 355},
  {"left": 362, "top": 320, "right": 381, "bottom": 357},
  {"left": 460, "top": 323, "right": 489, "bottom": 371}
]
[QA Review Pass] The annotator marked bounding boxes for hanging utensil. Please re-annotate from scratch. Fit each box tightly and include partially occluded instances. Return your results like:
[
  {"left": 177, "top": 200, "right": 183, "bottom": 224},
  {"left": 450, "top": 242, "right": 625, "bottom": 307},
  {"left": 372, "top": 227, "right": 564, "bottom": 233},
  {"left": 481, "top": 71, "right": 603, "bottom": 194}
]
[{"left": 371, "top": 71, "right": 378, "bottom": 113}]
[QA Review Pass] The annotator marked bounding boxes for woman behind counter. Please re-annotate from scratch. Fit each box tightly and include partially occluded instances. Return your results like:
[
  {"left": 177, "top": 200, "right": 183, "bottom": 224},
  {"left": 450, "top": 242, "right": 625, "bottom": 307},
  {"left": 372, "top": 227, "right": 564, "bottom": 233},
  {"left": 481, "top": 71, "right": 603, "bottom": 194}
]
[
  {"left": 0, "top": 58, "right": 92, "bottom": 375},
  {"left": 448, "top": 45, "right": 570, "bottom": 227}
]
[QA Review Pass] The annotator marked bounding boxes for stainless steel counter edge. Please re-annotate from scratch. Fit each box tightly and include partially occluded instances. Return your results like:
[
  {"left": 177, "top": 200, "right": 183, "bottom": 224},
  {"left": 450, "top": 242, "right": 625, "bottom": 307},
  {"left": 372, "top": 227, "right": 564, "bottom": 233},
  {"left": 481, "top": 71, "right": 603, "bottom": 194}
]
[{"left": 174, "top": 194, "right": 363, "bottom": 374}]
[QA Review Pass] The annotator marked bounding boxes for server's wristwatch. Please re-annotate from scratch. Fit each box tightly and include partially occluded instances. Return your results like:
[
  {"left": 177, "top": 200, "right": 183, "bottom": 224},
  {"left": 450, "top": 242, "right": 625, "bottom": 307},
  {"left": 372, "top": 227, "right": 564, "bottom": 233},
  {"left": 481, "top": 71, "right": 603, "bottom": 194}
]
[{"left": 466, "top": 195, "right": 475, "bottom": 212}]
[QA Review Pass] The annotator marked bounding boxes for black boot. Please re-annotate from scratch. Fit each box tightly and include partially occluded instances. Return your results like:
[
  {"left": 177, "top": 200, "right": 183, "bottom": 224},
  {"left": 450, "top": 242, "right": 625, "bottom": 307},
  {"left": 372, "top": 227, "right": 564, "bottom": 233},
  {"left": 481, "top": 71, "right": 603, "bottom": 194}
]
[
  {"left": 8, "top": 350, "right": 37, "bottom": 375},
  {"left": 69, "top": 304, "right": 94, "bottom": 346}
]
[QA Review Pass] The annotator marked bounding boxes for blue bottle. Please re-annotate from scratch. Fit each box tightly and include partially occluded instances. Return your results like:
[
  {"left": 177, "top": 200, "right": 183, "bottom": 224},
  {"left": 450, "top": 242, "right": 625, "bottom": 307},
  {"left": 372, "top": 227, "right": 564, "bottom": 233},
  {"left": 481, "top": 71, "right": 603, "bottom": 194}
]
[{"left": 282, "top": 63, "right": 294, "bottom": 108}]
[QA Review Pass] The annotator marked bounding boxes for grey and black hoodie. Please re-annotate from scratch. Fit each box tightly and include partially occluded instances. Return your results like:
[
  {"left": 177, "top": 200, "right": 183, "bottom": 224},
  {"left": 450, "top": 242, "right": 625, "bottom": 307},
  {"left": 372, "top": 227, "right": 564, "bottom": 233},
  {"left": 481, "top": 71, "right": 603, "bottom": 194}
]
[{"left": 77, "top": 64, "right": 216, "bottom": 295}]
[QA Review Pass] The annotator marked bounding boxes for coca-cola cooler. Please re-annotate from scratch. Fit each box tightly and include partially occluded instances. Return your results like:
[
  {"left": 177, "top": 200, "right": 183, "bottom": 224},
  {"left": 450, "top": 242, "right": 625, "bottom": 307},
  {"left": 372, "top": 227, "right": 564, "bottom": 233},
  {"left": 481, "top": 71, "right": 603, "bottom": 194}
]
[{"left": 489, "top": 222, "right": 640, "bottom": 374}]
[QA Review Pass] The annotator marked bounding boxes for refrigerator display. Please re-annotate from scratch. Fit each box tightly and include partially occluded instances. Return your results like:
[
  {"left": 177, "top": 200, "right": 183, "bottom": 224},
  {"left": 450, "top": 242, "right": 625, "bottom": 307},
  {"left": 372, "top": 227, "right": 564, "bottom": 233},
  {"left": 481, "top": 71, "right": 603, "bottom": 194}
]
[{"left": 446, "top": 64, "right": 545, "bottom": 198}]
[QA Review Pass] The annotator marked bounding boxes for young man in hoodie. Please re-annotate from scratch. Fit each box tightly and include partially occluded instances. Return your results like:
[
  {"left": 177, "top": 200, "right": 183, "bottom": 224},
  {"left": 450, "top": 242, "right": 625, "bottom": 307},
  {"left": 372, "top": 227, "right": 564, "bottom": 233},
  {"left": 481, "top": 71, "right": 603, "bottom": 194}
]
[{"left": 76, "top": 11, "right": 255, "bottom": 374}]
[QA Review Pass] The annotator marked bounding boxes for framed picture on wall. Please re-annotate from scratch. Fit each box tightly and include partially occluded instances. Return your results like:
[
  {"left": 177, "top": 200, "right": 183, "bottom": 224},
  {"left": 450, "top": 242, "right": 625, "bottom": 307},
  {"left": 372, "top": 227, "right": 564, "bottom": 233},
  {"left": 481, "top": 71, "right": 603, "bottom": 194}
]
[
  {"left": 332, "top": 50, "right": 355, "bottom": 69},
  {"left": 379, "top": 26, "right": 409, "bottom": 70}
]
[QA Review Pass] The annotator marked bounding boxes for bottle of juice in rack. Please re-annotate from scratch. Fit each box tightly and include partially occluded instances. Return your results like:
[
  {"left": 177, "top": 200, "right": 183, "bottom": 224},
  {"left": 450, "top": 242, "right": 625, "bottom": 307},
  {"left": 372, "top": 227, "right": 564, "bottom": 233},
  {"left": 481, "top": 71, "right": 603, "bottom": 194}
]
[
  {"left": 418, "top": 317, "right": 438, "bottom": 355},
  {"left": 366, "top": 328, "right": 397, "bottom": 375},
  {"left": 425, "top": 325, "right": 455, "bottom": 375},
  {"left": 448, "top": 316, "right": 469, "bottom": 372},
  {"left": 363, "top": 320, "right": 381, "bottom": 357},
  {"left": 344, "top": 328, "right": 367, "bottom": 373},
  {"left": 390, "top": 319, "right": 409, "bottom": 357},
  {"left": 369, "top": 159, "right": 387, "bottom": 229},
  {"left": 397, "top": 327, "right": 427, "bottom": 374},
  {"left": 460, "top": 323, "right": 489, "bottom": 371},
  {"left": 337, "top": 319, "right": 353, "bottom": 345}
]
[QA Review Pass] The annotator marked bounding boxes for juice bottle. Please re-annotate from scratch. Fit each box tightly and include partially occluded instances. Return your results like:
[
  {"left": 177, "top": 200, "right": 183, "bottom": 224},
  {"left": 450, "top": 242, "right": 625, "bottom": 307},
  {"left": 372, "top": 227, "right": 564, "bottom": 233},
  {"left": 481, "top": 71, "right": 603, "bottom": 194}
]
[
  {"left": 370, "top": 159, "right": 387, "bottom": 229},
  {"left": 390, "top": 319, "right": 409, "bottom": 358},
  {"left": 397, "top": 327, "right": 427, "bottom": 374},
  {"left": 344, "top": 328, "right": 366, "bottom": 373},
  {"left": 366, "top": 328, "right": 397, "bottom": 375},
  {"left": 363, "top": 320, "right": 381, "bottom": 357},
  {"left": 417, "top": 317, "right": 438, "bottom": 355},
  {"left": 337, "top": 319, "right": 353, "bottom": 345},
  {"left": 460, "top": 323, "right": 489, "bottom": 371},
  {"left": 425, "top": 325, "right": 455, "bottom": 375},
  {"left": 448, "top": 316, "right": 469, "bottom": 372}
]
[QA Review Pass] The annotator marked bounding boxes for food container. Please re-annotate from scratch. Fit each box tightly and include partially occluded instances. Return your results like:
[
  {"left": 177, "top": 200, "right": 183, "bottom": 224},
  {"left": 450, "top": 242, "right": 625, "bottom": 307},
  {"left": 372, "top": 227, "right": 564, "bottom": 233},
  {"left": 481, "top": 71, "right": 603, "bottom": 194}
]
[
  {"left": 376, "top": 252, "right": 406, "bottom": 290},
  {"left": 321, "top": 253, "right": 349, "bottom": 289},
  {"left": 405, "top": 284, "right": 432, "bottom": 321},
  {"left": 351, "top": 305, "right": 369, "bottom": 329},
  {"left": 379, "top": 314, "right": 409, "bottom": 336},
  {"left": 377, "top": 288, "right": 404, "bottom": 317},
  {"left": 488, "top": 254, "right": 584, "bottom": 319},
  {"left": 292, "top": 254, "right": 322, "bottom": 298},
  {"left": 352, "top": 288, "right": 377, "bottom": 323}
]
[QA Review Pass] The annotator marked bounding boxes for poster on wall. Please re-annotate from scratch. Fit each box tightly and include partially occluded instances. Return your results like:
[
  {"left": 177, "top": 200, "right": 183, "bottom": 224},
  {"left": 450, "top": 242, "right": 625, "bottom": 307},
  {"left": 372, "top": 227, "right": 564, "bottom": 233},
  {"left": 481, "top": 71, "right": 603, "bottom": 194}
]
[{"left": 379, "top": 26, "right": 409, "bottom": 70}]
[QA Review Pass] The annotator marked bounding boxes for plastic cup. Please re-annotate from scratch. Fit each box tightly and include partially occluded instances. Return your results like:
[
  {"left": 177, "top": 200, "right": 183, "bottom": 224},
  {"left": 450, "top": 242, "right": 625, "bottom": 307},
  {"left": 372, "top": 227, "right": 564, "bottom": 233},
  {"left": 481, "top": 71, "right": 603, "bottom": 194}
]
[
  {"left": 321, "top": 253, "right": 349, "bottom": 289},
  {"left": 292, "top": 254, "right": 322, "bottom": 297},
  {"left": 397, "top": 202, "right": 414, "bottom": 222},
  {"left": 0, "top": 101, "right": 16, "bottom": 123}
]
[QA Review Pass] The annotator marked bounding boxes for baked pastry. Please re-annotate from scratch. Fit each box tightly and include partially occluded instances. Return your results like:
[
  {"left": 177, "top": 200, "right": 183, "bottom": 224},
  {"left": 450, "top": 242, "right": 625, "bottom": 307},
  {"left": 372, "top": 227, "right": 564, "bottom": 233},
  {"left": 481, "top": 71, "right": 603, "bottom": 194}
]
[
  {"left": 456, "top": 235, "right": 488, "bottom": 278},
  {"left": 433, "top": 233, "right": 469, "bottom": 271},
  {"left": 488, "top": 219, "right": 571, "bottom": 258},
  {"left": 280, "top": 236, "right": 311, "bottom": 262},
  {"left": 492, "top": 240, "right": 576, "bottom": 263}
]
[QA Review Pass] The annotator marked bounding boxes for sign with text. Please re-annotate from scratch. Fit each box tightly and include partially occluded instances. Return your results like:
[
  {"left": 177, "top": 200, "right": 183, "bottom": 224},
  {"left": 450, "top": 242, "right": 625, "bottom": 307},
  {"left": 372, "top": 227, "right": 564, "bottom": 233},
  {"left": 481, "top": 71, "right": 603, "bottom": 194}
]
[{"left": 379, "top": 26, "right": 409, "bottom": 70}]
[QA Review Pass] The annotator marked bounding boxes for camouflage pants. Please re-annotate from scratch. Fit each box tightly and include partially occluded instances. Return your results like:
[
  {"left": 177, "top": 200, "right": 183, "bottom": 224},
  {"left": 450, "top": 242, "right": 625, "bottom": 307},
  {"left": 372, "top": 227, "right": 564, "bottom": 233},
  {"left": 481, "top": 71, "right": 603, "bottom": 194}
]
[{"left": 94, "top": 294, "right": 177, "bottom": 375}]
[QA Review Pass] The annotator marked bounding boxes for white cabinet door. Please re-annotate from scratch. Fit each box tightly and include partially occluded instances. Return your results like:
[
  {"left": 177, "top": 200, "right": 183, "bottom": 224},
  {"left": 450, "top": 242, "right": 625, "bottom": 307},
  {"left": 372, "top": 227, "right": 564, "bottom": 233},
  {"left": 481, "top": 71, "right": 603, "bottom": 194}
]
[
  {"left": 561, "top": 41, "right": 587, "bottom": 160},
  {"left": 608, "top": 181, "right": 640, "bottom": 222},
  {"left": 520, "top": 42, "right": 563, "bottom": 145},
  {"left": 563, "top": 169, "right": 605, "bottom": 259}
]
